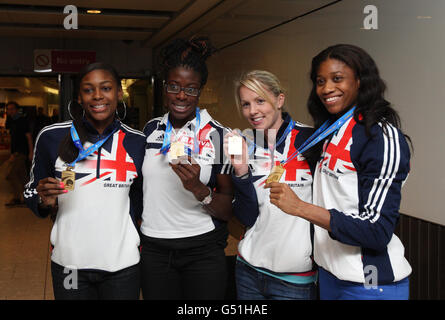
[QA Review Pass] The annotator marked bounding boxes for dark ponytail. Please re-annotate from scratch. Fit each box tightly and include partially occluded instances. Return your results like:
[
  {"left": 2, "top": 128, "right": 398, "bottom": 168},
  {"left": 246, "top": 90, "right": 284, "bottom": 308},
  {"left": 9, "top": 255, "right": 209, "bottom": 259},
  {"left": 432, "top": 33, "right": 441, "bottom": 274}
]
[{"left": 160, "top": 36, "right": 217, "bottom": 86}]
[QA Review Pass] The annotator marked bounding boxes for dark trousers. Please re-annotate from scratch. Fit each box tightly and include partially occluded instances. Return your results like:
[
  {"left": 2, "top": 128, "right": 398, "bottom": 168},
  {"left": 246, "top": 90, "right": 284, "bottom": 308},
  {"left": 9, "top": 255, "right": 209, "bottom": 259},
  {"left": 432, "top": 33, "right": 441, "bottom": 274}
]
[
  {"left": 140, "top": 238, "right": 227, "bottom": 300},
  {"left": 51, "top": 261, "right": 141, "bottom": 300}
]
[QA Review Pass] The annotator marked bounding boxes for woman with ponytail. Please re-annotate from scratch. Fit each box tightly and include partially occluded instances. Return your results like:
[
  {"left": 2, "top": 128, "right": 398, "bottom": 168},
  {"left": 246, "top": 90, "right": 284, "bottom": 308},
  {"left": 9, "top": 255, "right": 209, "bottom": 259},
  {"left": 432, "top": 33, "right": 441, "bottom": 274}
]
[
  {"left": 24, "top": 62, "right": 146, "bottom": 300},
  {"left": 140, "top": 37, "right": 234, "bottom": 300}
]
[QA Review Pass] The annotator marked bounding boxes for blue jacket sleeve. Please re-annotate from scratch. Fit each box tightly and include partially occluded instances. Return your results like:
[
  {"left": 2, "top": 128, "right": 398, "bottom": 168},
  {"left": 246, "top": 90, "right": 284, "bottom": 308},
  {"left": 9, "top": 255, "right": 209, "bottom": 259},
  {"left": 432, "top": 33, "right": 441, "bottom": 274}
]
[
  {"left": 328, "top": 124, "right": 410, "bottom": 251},
  {"left": 232, "top": 171, "right": 260, "bottom": 228},
  {"left": 24, "top": 130, "right": 55, "bottom": 218},
  {"left": 122, "top": 128, "right": 147, "bottom": 230},
  {"left": 129, "top": 176, "right": 143, "bottom": 228}
]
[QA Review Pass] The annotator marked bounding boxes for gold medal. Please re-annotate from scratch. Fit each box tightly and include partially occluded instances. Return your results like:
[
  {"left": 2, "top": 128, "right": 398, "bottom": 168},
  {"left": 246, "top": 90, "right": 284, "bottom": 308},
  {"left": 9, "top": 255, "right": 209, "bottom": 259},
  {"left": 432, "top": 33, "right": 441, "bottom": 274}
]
[
  {"left": 169, "top": 141, "right": 185, "bottom": 160},
  {"left": 266, "top": 164, "right": 285, "bottom": 184},
  {"left": 61, "top": 166, "right": 75, "bottom": 191}
]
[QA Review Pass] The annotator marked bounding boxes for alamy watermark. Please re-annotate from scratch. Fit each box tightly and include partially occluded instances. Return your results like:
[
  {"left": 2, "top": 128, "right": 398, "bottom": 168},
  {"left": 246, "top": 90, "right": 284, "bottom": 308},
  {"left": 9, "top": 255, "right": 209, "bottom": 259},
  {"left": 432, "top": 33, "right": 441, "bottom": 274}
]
[
  {"left": 364, "top": 264, "right": 378, "bottom": 290},
  {"left": 63, "top": 5, "right": 78, "bottom": 30},
  {"left": 363, "top": 5, "right": 378, "bottom": 30},
  {"left": 63, "top": 266, "right": 78, "bottom": 290},
  {"left": 62, "top": 4, "right": 379, "bottom": 31}
]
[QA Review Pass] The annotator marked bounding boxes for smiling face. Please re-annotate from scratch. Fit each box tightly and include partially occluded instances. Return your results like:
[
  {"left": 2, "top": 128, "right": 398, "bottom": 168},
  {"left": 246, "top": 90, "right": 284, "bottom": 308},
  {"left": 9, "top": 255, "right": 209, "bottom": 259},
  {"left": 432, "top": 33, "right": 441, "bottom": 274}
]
[
  {"left": 165, "top": 66, "right": 201, "bottom": 128},
  {"left": 78, "top": 69, "right": 122, "bottom": 133},
  {"left": 239, "top": 85, "right": 284, "bottom": 131},
  {"left": 315, "top": 58, "right": 360, "bottom": 116}
]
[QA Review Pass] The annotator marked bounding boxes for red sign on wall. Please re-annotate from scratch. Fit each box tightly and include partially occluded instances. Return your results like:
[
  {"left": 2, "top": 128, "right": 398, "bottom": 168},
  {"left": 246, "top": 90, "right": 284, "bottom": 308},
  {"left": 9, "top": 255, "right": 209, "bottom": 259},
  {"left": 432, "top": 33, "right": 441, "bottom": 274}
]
[
  {"left": 51, "top": 50, "right": 96, "bottom": 73},
  {"left": 34, "top": 49, "right": 96, "bottom": 73}
]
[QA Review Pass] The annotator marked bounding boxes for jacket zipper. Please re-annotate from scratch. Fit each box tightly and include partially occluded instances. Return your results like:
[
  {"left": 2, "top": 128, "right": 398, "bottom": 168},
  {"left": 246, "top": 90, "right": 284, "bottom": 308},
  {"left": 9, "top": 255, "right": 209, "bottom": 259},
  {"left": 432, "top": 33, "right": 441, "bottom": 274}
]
[{"left": 96, "top": 146, "right": 101, "bottom": 178}]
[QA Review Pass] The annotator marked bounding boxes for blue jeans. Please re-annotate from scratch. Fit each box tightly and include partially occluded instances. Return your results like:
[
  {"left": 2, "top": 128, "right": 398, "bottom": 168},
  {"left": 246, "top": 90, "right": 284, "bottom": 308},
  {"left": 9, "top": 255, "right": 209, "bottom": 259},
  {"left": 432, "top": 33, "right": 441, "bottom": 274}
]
[
  {"left": 319, "top": 267, "right": 409, "bottom": 300},
  {"left": 51, "top": 261, "right": 140, "bottom": 300},
  {"left": 235, "top": 260, "right": 317, "bottom": 300}
]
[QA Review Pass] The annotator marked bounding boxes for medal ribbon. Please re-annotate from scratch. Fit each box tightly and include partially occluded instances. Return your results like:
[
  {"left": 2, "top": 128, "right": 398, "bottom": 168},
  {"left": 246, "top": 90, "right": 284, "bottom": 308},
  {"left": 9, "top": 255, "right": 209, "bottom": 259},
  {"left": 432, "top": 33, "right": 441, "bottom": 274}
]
[
  {"left": 70, "top": 125, "right": 84, "bottom": 151},
  {"left": 241, "top": 119, "right": 295, "bottom": 156},
  {"left": 281, "top": 106, "right": 356, "bottom": 166},
  {"left": 159, "top": 118, "right": 173, "bottom": 155},
  {"left": 160, "top": 107, "right": 201, "bottom": 156},
  {"left": 274, "top": 119, "right": 295, "bottom": 151},
  {"left": 69, "top": 124, "right": 117, "bottom": 167}
]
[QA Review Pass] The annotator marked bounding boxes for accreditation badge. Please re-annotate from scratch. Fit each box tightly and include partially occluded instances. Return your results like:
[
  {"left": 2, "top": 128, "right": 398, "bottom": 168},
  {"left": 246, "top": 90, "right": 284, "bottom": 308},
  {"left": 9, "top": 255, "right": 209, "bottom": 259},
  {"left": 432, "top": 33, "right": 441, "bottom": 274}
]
[
  {"left": 61, "top": 166, "right": 75, "bottom": 191},
  {"left": 266, "top": 164, "right": 285, "bottom": 184}
]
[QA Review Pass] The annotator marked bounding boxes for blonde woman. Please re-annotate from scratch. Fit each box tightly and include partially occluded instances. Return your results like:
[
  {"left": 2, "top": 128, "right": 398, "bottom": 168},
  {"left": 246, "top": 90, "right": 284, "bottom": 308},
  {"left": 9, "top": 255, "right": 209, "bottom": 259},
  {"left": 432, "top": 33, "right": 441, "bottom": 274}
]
[{"left": 224, "top": 70, "right": 317, "bottom": 300}]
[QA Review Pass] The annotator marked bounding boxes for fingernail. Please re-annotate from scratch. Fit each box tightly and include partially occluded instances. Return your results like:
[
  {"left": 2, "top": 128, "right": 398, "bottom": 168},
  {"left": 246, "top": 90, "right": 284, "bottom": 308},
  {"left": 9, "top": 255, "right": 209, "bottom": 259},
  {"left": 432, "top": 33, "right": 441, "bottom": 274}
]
[
  {"left": 63, "top": 190, "right": 68, "bottom": 193},
  {"left": 60, "top": 182, "right": 65, "bottom": 188}
]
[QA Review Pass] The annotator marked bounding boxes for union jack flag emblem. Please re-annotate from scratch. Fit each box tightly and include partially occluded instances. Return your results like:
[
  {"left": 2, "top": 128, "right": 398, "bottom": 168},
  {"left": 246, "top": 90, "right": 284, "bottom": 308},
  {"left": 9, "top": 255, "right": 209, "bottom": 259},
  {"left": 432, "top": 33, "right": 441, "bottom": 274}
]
[
  {"left": 75, "top": 130, "right": 138, "bottom": 186},
  {"left": 319, "top": 119, "right": 356, "bottom": 174}
]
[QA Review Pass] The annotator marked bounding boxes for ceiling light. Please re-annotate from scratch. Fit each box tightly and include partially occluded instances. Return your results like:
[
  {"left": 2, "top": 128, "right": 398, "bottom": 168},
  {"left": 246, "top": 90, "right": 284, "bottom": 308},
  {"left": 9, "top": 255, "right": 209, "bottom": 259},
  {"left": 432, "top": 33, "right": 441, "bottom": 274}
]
[
  {"left": 87, "top": 10, "right": 102, "bottom": 14},
  {"left": 44, "top": 87, "right": 59, "bottom": 95},
  {"left": 34, "top": 68, "right": 52, "bottom": 73}
]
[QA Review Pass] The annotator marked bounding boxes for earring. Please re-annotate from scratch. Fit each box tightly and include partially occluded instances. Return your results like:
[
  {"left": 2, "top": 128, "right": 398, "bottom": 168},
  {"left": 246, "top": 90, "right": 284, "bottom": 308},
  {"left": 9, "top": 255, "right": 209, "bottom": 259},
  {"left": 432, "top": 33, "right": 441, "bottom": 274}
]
[
  {"left": 67, "top": 101, "right": 75, "bottom": 120},
  {"left": 68, "top": 100, "right": 85, "bottom": 120},
  {"left": 116, "top": 100, "right": 127, "bottom": 121}
]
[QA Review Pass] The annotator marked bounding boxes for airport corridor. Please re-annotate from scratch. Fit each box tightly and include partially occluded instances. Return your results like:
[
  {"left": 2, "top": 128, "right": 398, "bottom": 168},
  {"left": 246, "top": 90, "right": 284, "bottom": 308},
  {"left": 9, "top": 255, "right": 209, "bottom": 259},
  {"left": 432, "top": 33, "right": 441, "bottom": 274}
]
[{"left": 0, "top": 150, "right": 54, "bottom": 299}]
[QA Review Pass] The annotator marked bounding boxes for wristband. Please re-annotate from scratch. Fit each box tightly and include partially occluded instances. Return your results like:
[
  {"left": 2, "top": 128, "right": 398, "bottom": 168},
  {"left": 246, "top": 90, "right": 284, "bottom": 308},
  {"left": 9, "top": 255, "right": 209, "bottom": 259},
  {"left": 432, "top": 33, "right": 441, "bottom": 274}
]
[
  {"left": 235, "top": 172, "right": 249, "bottom": 180},
  {"left": 200, "top": 187, "right": 213, "bottom": 205}
]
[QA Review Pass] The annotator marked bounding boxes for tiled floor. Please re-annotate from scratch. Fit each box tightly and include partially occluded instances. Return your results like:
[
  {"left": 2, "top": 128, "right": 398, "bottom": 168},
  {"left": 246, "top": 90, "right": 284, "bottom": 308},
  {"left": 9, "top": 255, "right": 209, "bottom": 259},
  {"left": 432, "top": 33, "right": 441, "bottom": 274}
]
[
  {"left": 0, "top": 154, "right": 54, "bottom": 299},
  {"left": 0, "top": 151, "right": 239, "bottom": 300}
]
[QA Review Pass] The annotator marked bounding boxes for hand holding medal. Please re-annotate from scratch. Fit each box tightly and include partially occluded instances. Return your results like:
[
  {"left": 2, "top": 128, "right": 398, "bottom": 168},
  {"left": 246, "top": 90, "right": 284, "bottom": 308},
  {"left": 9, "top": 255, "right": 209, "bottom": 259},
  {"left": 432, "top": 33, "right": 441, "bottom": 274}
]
[
  {"left": 266, "top": 164, "right": 285, "bottom": 183},
  {"left": 169, "top": 155, "right": 205, "bottom": 196},
  {"left": 265, "top": 182, "right": 302, "bottom": 215},
  {"left": 223, "top": 131, "right": 249, "bottom": 177},
  {"left": 36, "top": 177, "right": 68, "bottom": 208}
]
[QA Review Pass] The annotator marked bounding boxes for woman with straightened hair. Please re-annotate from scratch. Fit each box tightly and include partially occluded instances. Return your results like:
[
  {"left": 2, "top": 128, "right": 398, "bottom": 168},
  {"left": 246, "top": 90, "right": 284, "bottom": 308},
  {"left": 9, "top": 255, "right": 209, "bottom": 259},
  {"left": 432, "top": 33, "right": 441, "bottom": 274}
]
[
  {"left": 140, "top": 36, "right": 234, "bottom": 300},
  {"left": 224, "top": 70, "right": 317, "bottom": 299},
  {"left": 266, "top": 44, "right": 412, "bottom": 300},
  {"left": 24, "top": 62, "right": 145, "bottom": 299}
]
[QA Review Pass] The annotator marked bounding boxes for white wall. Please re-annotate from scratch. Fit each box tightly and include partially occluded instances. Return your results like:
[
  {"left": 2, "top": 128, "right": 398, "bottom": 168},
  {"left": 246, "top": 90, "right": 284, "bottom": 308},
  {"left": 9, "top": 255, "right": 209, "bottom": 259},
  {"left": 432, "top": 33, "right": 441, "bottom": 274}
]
[{"left": 206, "top": 0, "right": 445, "bottom": 225}]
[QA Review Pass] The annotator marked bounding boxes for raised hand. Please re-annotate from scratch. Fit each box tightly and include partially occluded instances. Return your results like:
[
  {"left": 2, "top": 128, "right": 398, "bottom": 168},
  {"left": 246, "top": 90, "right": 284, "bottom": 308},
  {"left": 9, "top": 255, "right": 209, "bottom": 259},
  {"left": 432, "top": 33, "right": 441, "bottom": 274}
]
[
  {"left": 36, "top": 177, "right": 67, "bottom": 207},
  {"left": 265, "top": 182, "right": 301, "bottom": 216},
  {"left": 170, "top": 156, "right": 209, "bottom": 199},
  {"left": 223, "top": 131, "right": 249, "bottom": 177}
]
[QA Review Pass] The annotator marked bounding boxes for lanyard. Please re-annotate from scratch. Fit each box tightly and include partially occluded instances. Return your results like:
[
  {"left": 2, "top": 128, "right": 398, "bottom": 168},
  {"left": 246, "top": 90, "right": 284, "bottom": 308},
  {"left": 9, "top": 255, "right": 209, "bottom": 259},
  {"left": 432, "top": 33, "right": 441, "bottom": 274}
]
[
  {"left": 68, "top": 123, "right": 117, "bottom": 167},
  {"left": 242, "top": 119, "right": 295, "bottom": 156},
  {"left": 70, "top": 125, "right": 84, "bottom": 151},
  {"left": 282, "top": 106, "right": 356, "bottom": 165},
  {"left": 273, "top": 119, "right": 295, "bottom": 151},
  {"left": 160, "top": 107, "right": 201, "bottom": 155}
]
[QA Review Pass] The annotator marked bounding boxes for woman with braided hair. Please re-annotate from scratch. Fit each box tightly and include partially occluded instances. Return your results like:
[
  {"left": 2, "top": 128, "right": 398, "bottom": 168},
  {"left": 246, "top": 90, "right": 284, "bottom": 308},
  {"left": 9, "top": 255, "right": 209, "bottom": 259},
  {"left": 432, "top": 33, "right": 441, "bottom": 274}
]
[{"left": 140, "top": 37, "right": 234, "bottom": 300}]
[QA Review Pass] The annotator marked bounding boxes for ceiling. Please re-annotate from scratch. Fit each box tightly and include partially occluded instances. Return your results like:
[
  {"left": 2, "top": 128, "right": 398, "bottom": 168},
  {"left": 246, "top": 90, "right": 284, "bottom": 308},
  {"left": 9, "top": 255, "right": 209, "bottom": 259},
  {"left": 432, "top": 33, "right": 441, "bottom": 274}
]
[{"left": 0, "top": 0, "right": 338, "bottom": 50}]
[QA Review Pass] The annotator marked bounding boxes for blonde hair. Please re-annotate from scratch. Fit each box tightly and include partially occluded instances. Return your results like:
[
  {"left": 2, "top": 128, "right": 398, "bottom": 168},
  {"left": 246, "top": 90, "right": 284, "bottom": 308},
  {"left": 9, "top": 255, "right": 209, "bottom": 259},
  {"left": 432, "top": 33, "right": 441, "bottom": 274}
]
[{"left": 234, "top": 70, "right": 286, "bottom": 113}]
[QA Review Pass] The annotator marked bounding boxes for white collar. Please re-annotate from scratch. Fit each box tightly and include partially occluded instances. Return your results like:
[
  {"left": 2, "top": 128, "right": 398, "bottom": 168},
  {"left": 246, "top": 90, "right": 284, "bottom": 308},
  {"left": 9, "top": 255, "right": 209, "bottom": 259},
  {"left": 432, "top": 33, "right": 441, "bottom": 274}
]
[{"left": 160, "top": 108, "right": 212, "bottom": 132}]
